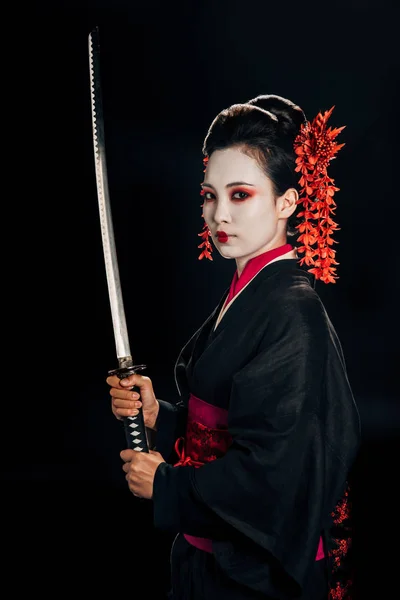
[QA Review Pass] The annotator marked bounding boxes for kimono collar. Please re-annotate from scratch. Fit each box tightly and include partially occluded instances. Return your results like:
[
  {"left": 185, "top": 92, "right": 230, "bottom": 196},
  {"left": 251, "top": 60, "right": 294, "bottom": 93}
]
[{"left": 224, "top": 243, "right": 293, "bottom": 307}]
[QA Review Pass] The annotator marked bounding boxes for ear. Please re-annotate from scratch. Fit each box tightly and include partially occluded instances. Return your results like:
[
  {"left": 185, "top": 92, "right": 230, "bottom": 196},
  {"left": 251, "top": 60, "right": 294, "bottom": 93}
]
[{"left": 276, "top": 188, "right": 298, "bottom": 220}]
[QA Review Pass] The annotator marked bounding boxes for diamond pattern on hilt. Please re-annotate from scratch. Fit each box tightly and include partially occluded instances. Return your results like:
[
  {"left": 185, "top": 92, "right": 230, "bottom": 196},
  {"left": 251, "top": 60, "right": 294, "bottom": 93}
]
[{"left": 127, "top": 416, "right": 145, "bottom": 451}]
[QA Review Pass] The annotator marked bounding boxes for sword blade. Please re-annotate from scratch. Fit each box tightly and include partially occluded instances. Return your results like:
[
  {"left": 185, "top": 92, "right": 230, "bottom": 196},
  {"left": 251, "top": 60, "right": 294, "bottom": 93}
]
[
  {"left": 88, "top": 27, "right": 150, "bottom": 453},
  {"left": 88, "top": 27, "right": 131, "bottom": 361}
]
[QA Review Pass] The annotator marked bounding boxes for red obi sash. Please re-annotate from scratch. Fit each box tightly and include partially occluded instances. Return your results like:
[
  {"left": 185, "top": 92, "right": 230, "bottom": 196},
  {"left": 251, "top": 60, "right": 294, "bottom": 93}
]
[{"left": 173, "top": 393, "right": 324, "bottom": 560}]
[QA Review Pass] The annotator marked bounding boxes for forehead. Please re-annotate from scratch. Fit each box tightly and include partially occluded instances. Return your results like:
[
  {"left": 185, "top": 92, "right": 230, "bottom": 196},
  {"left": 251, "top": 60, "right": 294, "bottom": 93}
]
[{"left": 205, "top": 148, "right": 268, "bottom": 186}]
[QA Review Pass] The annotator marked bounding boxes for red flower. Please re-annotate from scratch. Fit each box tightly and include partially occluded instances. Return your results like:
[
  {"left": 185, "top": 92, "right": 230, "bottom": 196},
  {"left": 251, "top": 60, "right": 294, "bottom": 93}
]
[
  {"left": 294, "top": 106, "right": 345, "bottom": 283},
  {"left": 198, "top": 156, "right": 213, "bottom": 261},
  {"left": 198, "top": 217, "right": 213, "bottom": 261}
]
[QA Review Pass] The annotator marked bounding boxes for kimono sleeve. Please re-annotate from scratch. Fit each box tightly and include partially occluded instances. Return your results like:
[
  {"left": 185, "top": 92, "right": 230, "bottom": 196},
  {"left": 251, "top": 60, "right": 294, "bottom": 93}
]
[
  {"left": 151, "top": 322, "right": 205, "bottom": 463},
  {"left": 190, "top": 295, "right": 359, "bottom": 597},
  {"left": 151, "top": 397, "right": 188, "bottom": 463}
]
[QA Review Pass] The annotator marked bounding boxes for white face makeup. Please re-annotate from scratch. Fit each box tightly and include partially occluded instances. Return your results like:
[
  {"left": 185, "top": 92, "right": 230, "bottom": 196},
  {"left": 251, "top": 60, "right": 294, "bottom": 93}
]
[{"left": 201, "top": 147, "right": 294, "bottom": 274}]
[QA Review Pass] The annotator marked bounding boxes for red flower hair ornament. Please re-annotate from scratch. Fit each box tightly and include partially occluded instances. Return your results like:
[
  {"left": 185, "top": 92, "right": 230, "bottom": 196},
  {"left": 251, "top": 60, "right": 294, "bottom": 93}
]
[
  {"left": 198, "top": 107, "right": 345, "bottom": 284},
  {"left": 293, "top": 106, "right": 345, "bottom": 284},
  {"left": 198, "top": 156, "right": 213, "bottom": 261}
]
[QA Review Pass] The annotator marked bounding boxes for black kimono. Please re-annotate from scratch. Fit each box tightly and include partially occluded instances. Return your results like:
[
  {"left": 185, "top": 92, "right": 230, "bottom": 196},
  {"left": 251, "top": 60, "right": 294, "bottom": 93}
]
[{"left": 151, "top": 258, "right": 361, "bottom": 600}]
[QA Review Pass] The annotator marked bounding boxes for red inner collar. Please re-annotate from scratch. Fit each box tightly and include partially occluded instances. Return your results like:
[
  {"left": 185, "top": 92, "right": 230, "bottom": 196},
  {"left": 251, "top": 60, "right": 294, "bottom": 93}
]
[{"left": 224, "top": 243, "right": 293, "bottom": 307}]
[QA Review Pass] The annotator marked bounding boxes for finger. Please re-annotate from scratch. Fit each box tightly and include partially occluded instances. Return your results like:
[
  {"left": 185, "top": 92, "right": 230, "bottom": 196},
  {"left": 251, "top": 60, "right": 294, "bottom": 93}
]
[
  {"left": 118, "top": 374, "right": 150, "bottom": 389},
  {"left": 109, "top": 387, "right": 141, "bottom": 401},
  {"left": 106, "top": 375, "right": 124, "bottom": 388},
  {"left": 120, "top": 449, "right": 134, "bottom": 461},
  {"left": 113, "top": 406, "right": 141, "bottom": 418},
  {"left": 112, "top": 397, "right": 142, "bottom": 412}
]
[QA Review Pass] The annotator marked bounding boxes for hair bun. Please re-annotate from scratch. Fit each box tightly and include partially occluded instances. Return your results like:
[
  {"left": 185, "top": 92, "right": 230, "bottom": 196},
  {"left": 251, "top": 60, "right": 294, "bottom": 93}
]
[{"left": 246, "top": 94, "right": 306, "bottom": 136}]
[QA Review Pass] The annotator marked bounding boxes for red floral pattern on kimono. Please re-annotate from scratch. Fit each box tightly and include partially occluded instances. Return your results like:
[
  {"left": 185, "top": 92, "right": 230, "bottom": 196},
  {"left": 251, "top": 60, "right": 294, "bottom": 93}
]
[{"left": 327, "top": 484, "right": 354, "bottom": 599}]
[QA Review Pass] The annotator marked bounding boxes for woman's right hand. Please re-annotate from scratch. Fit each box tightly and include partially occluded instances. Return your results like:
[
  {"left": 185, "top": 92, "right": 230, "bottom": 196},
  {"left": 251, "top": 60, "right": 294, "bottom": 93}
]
[{"left": 106, "top": 372, "right": 159, "bottom": 430}]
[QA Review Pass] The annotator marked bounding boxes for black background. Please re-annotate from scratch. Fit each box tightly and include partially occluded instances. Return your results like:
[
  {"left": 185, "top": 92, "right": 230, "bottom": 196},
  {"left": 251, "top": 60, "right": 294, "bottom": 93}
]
[{"left": 4, "top": 1, "right": 399, "bottom": 597}]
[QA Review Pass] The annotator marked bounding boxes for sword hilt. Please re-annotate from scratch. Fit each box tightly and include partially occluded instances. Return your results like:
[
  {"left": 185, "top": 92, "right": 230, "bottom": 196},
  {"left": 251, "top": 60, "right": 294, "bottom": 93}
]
[{"left": 108, "top": 363, "right": 149, "bottom": 453}]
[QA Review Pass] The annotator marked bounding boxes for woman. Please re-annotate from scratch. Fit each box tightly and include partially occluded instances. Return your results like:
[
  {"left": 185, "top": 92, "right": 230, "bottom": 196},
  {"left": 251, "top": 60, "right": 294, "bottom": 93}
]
[{"left": 106, "top": 94, "right": 361, "bottom": 599}]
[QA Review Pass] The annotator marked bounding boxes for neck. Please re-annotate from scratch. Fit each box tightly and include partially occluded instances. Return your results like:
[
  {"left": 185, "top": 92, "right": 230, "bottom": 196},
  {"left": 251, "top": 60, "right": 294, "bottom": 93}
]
[{"left": 236, "top": 243, "right": 297, "bottom": 277}]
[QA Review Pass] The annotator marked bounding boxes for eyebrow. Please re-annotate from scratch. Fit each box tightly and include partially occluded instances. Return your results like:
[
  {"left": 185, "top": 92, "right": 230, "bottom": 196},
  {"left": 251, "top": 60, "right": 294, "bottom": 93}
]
[{"left": 200, "top": 181, "right": 255, "bottom": 189}]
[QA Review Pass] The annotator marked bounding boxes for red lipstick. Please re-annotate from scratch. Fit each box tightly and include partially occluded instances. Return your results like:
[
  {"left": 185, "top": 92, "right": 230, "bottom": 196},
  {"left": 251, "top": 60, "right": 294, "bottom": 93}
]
[{"left": 216, "top": 231, "right": 229, "bottom": 243}]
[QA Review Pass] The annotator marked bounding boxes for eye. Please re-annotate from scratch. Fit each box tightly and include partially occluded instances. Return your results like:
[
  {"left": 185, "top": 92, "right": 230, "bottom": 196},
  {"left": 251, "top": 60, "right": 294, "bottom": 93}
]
[
  {"left": 201, "top": 190, "right": 215, "bottom": 201},
  {"left": 232, "top": 191, "right": 250, "bottom": 201}
]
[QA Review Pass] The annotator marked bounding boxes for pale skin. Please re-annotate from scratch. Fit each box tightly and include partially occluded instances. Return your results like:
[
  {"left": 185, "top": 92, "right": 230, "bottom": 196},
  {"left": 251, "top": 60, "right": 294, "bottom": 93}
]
[
  {"left": 202, "top": 147, "right": 298, "bottom": 275},
  {"left": 107, "top": 145, "right": 298, "bottom": 499}
]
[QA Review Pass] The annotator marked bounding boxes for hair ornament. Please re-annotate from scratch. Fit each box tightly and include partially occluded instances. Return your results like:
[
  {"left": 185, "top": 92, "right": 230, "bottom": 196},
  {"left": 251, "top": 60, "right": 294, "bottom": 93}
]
[
  {"left": 198, "top": 156, "right": 213, "bottom": 261},
  {"left": 293, "top": 106, "right": 346, "bottom": 283}
]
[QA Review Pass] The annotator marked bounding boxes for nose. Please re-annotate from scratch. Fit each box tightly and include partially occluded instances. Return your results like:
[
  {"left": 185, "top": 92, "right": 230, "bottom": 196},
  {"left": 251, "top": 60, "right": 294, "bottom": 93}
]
[{"left": 213, "top": 197, "right": 232, "bottom": 224}]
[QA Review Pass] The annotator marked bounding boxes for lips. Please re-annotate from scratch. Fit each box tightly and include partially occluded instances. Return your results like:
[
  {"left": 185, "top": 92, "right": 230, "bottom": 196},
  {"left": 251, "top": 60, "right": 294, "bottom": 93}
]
[{"left": 216, "top": 232, "right": 229, "bottom": 243}]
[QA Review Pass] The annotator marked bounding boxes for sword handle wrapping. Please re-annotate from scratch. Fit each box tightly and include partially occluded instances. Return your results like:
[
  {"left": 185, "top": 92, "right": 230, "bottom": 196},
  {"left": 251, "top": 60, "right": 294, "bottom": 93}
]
[{"left": 108, "top": 364, "right": 149, "bottom": 453}]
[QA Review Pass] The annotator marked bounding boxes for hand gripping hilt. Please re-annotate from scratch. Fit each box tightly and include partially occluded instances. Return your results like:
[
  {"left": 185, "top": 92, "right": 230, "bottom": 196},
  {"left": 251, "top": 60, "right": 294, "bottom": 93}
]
[{"left": 108, "top": 363, "right": 149, "bottom": 453}]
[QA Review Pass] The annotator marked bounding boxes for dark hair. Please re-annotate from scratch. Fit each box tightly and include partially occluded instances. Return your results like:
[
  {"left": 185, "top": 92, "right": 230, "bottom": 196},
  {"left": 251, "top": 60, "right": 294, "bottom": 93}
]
[{"left": 202, "top": 94, "right": 307, "bottom": 238}]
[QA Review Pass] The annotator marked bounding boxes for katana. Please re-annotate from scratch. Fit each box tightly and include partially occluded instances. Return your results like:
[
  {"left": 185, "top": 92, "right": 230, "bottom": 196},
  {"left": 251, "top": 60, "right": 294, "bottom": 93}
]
[{"left": 88, "top": 26, "right": 149, "bottom": 452}]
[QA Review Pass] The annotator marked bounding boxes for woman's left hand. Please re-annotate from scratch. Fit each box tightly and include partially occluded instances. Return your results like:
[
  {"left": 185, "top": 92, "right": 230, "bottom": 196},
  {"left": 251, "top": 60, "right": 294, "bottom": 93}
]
[{"left": 120, "top": 449, "right": 166, "bottom": 499}]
